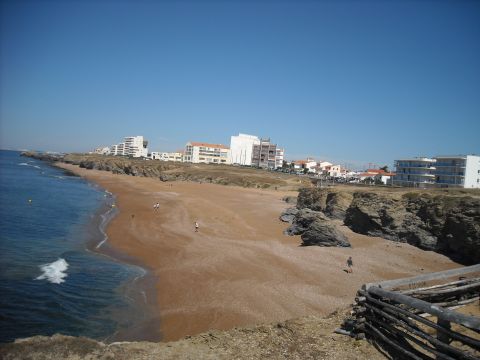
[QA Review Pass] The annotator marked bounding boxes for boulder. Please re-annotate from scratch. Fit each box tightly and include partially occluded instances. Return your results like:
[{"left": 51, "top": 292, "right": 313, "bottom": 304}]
[
  {"left": 301, "top": 220, "right": 350, "bottom": 247},
  {"left": 284, "top": 209, "right": 328, "bottom": 235},
  {"left": 279, "top": 207, "right": 299, "bottom": 223}
]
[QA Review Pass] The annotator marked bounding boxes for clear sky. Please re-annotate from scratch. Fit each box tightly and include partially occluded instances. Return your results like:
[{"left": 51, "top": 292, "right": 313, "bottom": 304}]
[{"left": 1, "top": 0, "right": 479, "bottom": 168}]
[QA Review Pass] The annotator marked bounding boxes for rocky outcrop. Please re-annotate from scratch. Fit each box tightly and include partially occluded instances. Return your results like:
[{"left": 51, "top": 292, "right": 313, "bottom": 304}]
[
  {"left": 279, "top": 207, "right": 298, "bottom": 223},
  {"left": 295, "top": 187, "right": 480, "bottom": 264},
  {"left": 301, "top": 221, "right": 350, "bottom": 247},
  {"left": 284, "top": 209, "right": 350, "bottom": 247},
  {"left": 297, "top": 188, "right": 352, "bottom": 219}
]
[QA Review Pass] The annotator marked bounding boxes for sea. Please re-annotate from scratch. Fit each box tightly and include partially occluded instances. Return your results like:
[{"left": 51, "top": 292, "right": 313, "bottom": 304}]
[{"left": 0, "top": 150, "right": 148, "bottom": 343}]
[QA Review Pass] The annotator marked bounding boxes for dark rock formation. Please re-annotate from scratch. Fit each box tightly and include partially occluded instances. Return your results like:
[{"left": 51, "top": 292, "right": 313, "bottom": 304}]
[
  {"left": 279, "top": 207, "right": 299, "bottom": 223},
  {"left": 294, "top": 187, "right": 480, "bottom": 264},
  {"left": 301, "top": 220, "right": 350, "bottom": 247},
  {"left": 296, "top": 188, "right": 329, "bottom": 212},
  {"left": 285, "top": 209, "right": 351, "bottom": 247},
  {"left": 284, "top": 209, "right": 328, "bottom": 235}
]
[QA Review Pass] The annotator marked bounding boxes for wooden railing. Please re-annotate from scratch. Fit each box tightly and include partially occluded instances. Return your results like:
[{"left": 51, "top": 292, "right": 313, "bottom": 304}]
[{"left": 348, "top": 265, "right": 480, "bottom": 359}]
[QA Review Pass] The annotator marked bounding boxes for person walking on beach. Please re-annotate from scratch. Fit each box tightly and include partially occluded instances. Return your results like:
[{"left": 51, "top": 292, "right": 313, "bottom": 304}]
[
  {"left": 195, "top": 221, "right": 199, "bottom": 232},
  {"left": 347, "top": 256, "right": 353, "bottom": 273}
]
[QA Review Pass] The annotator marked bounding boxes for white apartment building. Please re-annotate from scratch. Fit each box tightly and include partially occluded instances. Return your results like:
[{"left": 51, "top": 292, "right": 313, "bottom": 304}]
[
  {"left": 117, "top": 143, "right": 126, "bottom": 156},
  {"left": 94, "top": 147, "right": 110, "bottom": 155},
  {"left": 184, "top": 142, "right": 230, "bottom": 164},
  {"left": 434, "top": 155, "right": 480, "bottom": 188},
  {"left": 275, "top": 148, "right": 285, "bottom": 169},
  {"left": 293, "top": 159, "right": 317, "bottom": 173},
  {"left": 328, "top": 165, "right": 343, "bottom": 177},
  {"left": 393, "top": 157, "right": 437, "bottom": 188},
  {"left": 229, "top": 133, "right": 260, "bottom": 166},
  {"left": 110, "top": 144, "right": 119, "bottom": 155},
  {"left": 151, "top": 151, "right": 184, "bottom": 162},
  {"left": 124, "top": 136, "right": 148, "bottom": 158}
]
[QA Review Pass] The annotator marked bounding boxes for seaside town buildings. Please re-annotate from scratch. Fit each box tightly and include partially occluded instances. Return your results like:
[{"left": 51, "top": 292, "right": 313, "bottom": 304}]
[
  {"left": 393, "top": 155, "right": 480, "bottom": 188},
  {"left": 183, "top": 142, "right": 230, "bottom": 164},
  {"left": 229, "top": 133, "right": 284, "bottom": 169},
  {"left": 108, "top": 136, "right": 148, "bottom": 158},
  {"left": 358, "top": 169, "right": 396, "bottom": 185}
]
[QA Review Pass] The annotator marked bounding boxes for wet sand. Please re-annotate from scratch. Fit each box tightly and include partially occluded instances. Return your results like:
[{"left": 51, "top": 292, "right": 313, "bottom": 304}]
[{"left": 56, "top": 163, "right": 460, "bottom": 342}]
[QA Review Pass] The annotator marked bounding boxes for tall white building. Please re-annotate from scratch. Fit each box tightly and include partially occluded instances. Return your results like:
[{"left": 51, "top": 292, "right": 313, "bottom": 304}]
[
  {"left": 184, "top": 142, "right": 230, "bottom": 164},
  {"left": 124, "top": 136, "right": 148, "bottom": 158},
  {"left": 110, "top": 144, "right": 119, "bottom": 155},
  {"left": 434, "top": 155, "right": 480, "bottom": 188},
  {"left": 229, "top": 133, "right": 260, "bottom": 166},
  {"left": 275, "top": 148, "right": 285, "bottom": 169},
  {"left": 117, "top": 143, "right": 126, "bottom": 156}
]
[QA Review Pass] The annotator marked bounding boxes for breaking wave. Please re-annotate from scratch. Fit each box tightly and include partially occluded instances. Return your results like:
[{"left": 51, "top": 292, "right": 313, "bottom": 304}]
[{"left": 35, "top": 258, "right": 69, "bottom": 284}]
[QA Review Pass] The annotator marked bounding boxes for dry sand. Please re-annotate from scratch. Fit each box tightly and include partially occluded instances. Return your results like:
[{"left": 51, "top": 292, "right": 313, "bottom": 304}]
[{"left": 57, "top": 164, "right": 460, "bottom": 342}]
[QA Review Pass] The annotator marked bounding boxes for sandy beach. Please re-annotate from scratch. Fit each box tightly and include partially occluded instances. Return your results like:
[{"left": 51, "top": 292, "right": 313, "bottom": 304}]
[{"left": 57, "top": 163, "right": 460, "bottom": 342}]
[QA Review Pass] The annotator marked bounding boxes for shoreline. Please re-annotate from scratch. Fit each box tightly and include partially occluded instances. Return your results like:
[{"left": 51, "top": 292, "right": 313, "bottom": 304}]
[
  {"left": 53, "top": 163, "right": 460, "bottom": 342},
  {"left": 57, "top": 164, "right": 162, "bottom": 342}
]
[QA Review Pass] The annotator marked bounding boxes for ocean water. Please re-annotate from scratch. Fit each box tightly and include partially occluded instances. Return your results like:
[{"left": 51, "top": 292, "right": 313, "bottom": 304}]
[{"left": 0, "top": 150, "right": 145, "bottom": 343}]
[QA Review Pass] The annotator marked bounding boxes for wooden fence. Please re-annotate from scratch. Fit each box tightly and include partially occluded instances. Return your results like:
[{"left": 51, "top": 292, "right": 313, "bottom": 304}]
[{"left": 349, "top": 265, "right": 480, "bottom": 360}]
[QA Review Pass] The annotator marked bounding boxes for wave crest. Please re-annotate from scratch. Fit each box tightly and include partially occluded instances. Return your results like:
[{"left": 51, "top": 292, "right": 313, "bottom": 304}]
[{"left": 35, "top": 258, "right": 69, "bottom": 284}]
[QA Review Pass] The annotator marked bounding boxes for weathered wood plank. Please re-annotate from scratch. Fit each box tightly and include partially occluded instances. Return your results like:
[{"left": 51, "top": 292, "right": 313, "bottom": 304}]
[
  {"left": 400, "top": 277, "right": 480, "bottom": 296},
  {"left": 365, "top": 304, "right": 477, "bottom": 360},
  {"left": 368, "top": 286, "right": 480, "bottom": 331},
  {"left": 364, "top": 292, "right": 480, "bottom": 350},
  {"left": 364, "top": 322, "right": 427, "bottom": 360},
  {"left": 363, "top": 265, "right": 480, "bottom": 291},
  {"left": 367, "top": 315, "right": 459, "bottom": 360}
]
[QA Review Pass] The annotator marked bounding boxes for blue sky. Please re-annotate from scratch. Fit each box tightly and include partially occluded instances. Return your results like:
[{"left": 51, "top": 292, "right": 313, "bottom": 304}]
[{"left": 1, "top": 0, "right": 479, "bottom": 168}]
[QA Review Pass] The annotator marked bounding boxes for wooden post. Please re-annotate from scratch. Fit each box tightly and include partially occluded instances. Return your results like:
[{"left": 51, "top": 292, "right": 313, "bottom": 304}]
[{"left": 436, "top": 319, "right": 452, "bottom": 360}]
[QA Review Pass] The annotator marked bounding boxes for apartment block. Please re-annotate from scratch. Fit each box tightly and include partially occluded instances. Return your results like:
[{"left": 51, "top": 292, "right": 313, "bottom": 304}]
[
  {"left": 151, "top": 151, "right": 184, "bottom": 162},
  {"left": 117, "top": 143, "right": 126, "bottom": 156},
  {"left": 434, "top": 155, "right": 480, "bottom": 188},
  {"left": 251, "top": 138, "right": 279, "bottom": 169},
  {"left": 124, "top": 136, "right": 148, "bottom": 158},
  {"left": 184, "top": 142, "right": 230, "bottom": 164},
  {"left": 229, "top": 133, "right": 260, "bottom": 166},
  {"left": 275, "top": 148, "right": 285, "bottom": 169},
  {"left": 393, "top": 157, "right": 436, "bottom": 188}
]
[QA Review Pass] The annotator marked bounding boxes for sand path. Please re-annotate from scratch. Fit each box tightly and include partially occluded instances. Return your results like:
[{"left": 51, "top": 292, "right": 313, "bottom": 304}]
[{"left": 57, "top": 164, "right": 459, "bottom": 342}]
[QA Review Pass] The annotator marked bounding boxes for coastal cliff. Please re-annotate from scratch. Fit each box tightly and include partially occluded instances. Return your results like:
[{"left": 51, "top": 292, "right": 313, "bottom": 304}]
[
  {"left": 21, "top": 152, "right": 310, "bottom": 190},
  {"left": 295, "top": 187, "right": 480, "bottom": 264}
]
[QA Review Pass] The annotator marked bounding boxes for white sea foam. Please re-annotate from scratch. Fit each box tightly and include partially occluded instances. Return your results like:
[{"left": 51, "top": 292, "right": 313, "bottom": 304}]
[
  {"left": 35, "top": 258, "right": 69, "bottom": 284},
  {"left": 18, "top": 162, "right": 41, "bottom": 169}
]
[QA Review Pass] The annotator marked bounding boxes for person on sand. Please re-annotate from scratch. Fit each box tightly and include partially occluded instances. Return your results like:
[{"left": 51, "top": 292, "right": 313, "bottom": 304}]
[
  {"left": 347, "top": 256, "right": 353, "bottom": 273},
  {"left": 195, "top": 221, "right": 199, "bottom": 232}
]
